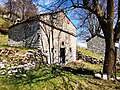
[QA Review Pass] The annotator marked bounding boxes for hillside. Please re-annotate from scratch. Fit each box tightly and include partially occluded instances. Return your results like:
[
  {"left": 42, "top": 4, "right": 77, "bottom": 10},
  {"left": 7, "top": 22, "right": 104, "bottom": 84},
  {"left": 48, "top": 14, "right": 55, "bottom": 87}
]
[
  {"left": 77, "top": 46, "right": 103, "bottom": 59},
  {"left": 0, "top": 34, "right": 8, "bottom": 46},
  {"left": 0, "top": 63, "right": 120, "bottom": 90},
  {"left": 0, "top": 34, "right": 120, "bottom": 89},
  {"left": 0, "top": 16, "right": 12, "bottom": 34}
]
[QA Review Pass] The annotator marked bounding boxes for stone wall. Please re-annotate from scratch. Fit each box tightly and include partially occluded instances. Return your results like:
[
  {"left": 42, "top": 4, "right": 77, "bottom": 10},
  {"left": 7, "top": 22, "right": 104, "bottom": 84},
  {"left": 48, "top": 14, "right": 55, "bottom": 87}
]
[
  {"left": 8, "top": 21, "right": 39, "bottom": 47},
  {"left": 87, "top": 35, "right": 120, "bottom": 58},
  {"left": 87, "top": 36, "right": 105, "bottom": 56},
  {"left": 77, "top": 50, "right": 104, "bottom": 64}
]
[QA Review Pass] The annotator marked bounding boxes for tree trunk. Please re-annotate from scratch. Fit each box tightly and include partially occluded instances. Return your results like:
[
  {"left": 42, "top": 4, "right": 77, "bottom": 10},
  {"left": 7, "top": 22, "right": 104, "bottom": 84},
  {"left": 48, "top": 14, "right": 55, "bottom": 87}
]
[
  {"left": 102, "top": 0, "right": 116, "bottom": 80},
  {"left": 103, "top": 29, "right": 115, "bottom": 79}
]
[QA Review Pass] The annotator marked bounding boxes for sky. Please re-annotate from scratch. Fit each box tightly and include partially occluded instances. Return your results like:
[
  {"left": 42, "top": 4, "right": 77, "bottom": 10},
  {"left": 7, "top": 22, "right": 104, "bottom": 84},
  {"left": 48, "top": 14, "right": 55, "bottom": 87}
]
[{"left": 0, "top": 0, "right": 3, "bottom": 4}]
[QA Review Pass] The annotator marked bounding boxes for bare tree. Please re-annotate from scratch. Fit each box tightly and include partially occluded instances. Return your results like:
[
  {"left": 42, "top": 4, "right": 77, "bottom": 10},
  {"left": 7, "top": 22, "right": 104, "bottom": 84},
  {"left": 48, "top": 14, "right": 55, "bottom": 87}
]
[
  {"left": 35, "top": 0, "right": 120, "bottom": 79},
  {"left": 69, "top": 9, "right": 101, "bottom": 40},
  {"left": 3, "top": 0, "right": 38, "bottom": 21}
]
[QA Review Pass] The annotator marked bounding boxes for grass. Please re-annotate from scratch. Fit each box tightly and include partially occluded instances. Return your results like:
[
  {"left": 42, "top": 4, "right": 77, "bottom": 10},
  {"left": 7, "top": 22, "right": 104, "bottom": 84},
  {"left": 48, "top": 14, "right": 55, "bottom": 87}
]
[
  {"left": 0, "top": 34, "right": 8, "bottom": 46},
  {"left": 0, "top": 31, "right": 119, "bottom": 89},
  {"left": 0, "top": 16, "right": 12, "bottom": 30},
  {"left": 77, "top": 46, "right": 103, "bottom": 59},
  {"left": 66, "top": 61, "right": 103, "bottom": 73},
  {"left": 0, "top": 65, "right": 120, "bottom": 90}
]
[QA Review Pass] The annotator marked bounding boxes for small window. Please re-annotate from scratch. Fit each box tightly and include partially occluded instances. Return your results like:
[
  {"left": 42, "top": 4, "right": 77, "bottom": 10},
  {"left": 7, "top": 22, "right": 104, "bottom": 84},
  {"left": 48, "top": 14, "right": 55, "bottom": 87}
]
[
  {"left": 51, "top": 48, "right": 54, "bottom": 53},
  {"left": 62, "top": 41, "right": 64, "bottom": 46},
  {"left": 69, "top": 48, "right": 72, "bottom": 52}
]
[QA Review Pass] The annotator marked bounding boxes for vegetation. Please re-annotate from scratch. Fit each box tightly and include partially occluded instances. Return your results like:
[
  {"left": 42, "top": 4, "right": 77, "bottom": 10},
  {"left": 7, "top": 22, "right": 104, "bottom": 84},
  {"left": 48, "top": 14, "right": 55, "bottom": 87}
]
[
  {"left": 1, "top": 0, "right": 120, "bottom": 79},
  {"left": 77, "top": 46, "right": 103, "bottom": 59},
  {"left": 0, "top": 64, "right": 120, "bottom": 90},
  {"left": 0, "top": 34, "right": 8, "bottom": 46},
  {"left": 4, "top": 0, "right": 38, "bottom": 21},
  {"left": 0, "top": 16, "right": 12, "bottom": 30},
  {"left": 0, "top": 33, "right": 119, "bottom": 89}
]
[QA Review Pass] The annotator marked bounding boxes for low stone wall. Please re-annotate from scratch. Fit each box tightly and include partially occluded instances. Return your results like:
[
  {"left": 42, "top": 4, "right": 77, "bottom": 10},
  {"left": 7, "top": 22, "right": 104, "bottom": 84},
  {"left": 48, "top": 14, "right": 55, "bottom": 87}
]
[
  {"left": 77, "top": 51, "right": 104, "bottom": 64},
  {"left": 0, "top": 48, "right": 47, "bottom": 77},
  {"left": 77, "top": 51, "right": 120, "bottom": 65}
]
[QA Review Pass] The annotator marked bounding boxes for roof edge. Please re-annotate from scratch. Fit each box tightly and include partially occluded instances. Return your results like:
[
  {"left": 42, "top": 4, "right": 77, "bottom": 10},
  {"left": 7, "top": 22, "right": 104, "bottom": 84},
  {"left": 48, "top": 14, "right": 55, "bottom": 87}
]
[
  {"left": 9, "top": 10, "right": 76, "bottom": 29},
  {"left": 86, "top": 34, "right": 104, "bottom": 42}
]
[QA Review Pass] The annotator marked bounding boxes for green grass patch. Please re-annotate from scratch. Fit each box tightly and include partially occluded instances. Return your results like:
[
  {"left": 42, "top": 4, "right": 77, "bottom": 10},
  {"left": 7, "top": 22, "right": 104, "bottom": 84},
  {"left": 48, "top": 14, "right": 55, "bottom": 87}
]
[
  {"left": 0, "top": 65, "right": 119, "bottom": 90},
  {"left": 116, "top": 72, "right": 120, "bottom": 77},
  {"left": 77, "top": 46, "right": 103, "bottom": 59},
  {"left": 66, "top": 61, "right": 103, "bottom": 73},
  {"left": 0, "top": 17, "right": 12, "bottom": 30},
  {"left": 0, "top": 34, "right": 8, "bottom": 46}
]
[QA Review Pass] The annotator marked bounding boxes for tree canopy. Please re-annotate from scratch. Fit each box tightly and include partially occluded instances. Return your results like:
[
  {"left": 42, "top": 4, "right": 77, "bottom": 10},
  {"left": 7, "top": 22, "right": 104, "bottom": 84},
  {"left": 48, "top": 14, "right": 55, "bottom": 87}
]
[{"left": 3, "top": 0, "right": 38, "bottom": 21}]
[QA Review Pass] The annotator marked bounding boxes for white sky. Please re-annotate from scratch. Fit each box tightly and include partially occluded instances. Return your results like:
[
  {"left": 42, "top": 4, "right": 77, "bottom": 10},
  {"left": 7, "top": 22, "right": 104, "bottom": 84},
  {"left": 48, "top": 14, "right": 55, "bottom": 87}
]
[{"left": 77, "top": 42, "right": 87, "bottom": 48}]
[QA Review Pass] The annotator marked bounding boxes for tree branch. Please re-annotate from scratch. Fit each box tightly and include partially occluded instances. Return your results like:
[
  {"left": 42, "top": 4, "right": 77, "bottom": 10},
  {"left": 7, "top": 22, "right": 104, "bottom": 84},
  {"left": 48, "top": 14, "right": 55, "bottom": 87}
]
[
  {"left": 92, "top": 0, "right": 107, "bottom": 34},
  {"left": 114, "top": 0, "right": 120, "bottom": 41},
  {"left": 70, "top": 0, "right": 75, "bottom": 6}
]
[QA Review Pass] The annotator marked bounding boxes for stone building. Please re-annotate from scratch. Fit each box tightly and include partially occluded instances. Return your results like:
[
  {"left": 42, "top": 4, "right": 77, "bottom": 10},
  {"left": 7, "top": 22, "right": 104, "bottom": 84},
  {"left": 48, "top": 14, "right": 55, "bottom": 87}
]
[
  {"left": 86, "top": 35, "right": 105, "bottom": 56},
  {"left": 8, "top": 11, "right": 76, "bottom": 64},
  {"left": 86, "top": 34, "right": 120, "bottom": 57}
]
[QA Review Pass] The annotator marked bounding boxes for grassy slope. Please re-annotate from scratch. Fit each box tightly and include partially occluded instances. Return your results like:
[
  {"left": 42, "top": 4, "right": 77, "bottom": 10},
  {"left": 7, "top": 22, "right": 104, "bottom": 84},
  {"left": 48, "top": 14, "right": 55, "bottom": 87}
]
[
  {"left": 0, "top": 34, "right": 8, "bottom": 46},
  {"left": 0, "top": 17, "right": 11, "bottom": 46},
  {"left": 77, "top": 46, "right": 103, "bottom": 59},
  {"left": 0, "top": 16, "right": 12, "bottom": 30},
  {"left": 0, "top": 64, "right": 120, "bottom": 90}
]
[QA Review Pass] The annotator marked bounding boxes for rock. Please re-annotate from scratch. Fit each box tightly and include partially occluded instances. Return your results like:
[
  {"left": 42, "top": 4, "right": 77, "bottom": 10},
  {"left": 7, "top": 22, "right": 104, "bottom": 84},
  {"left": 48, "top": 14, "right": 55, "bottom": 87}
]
[
  {"left": 103, "top": 74, "right": 107, "bottom": 80},
  {"left": 15, "top": 53, "right": 20, "bottom": 56},
  {"left": 1, "top": 71, "right": 6, "bottom": 75},
  {"left": 21, "top": 74, "right": 27, "bottom": 77},
  {"left": 110, "top": 78, "right": 115, "bottom": 81},
  {"left": 8, "top": 70, "right": 12, "bottom": 74},
  {"left": 76, "top": 50, "right": 104, "bottom": 64},
  {"left": 0, "top": 63, "right": 5, "bottom": 69},
  {"left": 1, "top": 49, "right": 5, "bottom": 54},
  {"left": 116, "top": 77, "right": 120, "bottom": 80},
  {"left": 95, "top": 73, "right": 102, "bottom": 79},
  {"left": 10, "top": 66, "right": 17, "bottom": 69},
  {"left": 16, "top": 65, "right": 24, "bottom": 68},
  {"left": 11, "top": 69, "right": 18, "bottom": 73}
]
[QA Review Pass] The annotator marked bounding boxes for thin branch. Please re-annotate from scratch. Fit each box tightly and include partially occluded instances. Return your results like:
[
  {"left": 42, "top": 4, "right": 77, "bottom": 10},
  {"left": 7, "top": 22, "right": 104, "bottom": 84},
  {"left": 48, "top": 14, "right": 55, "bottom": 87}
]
[
  {"left": 114, "top": 0, "right": 120, "bottom": 40},
  {"left": 77, "top": 13, "right": 90, "bottom": 28},
  {"left": 70, "top": 0, "right": 75, "bottom": 6}
]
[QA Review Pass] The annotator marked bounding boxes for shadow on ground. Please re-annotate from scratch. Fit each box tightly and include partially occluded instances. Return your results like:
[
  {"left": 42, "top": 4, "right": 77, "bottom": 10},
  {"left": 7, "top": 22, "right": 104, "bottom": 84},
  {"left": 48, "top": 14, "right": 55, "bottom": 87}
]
[{"left": 0, "top": 65, "right": 96, "bottom": 90}]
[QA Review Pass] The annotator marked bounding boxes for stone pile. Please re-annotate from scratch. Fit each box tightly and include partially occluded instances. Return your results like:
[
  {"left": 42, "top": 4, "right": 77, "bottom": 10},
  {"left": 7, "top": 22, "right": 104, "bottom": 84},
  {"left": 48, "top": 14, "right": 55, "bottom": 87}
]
[
  {"left": 77, "top": 51, "right": 104, "bottom": 64},
  {"left": 77, "top": 51, "right": 120, "bottom": 65},
  {"left": 0, "top": 48, "right": 47, "bottom": 77}
]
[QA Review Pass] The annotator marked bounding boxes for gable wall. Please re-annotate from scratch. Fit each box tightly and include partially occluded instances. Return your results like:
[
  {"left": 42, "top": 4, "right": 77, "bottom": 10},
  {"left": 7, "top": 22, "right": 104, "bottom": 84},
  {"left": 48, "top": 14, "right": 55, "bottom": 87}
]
[
  {"left": 8, "top": 21, "right": 40, "bottom": 47},
  {"left": 8, "top": 12, "right": 76, "bottom": 64},
  {"left": 87, "top": 36, "right": 105, "bottom": 56},
  {"left": 87, "top": 36, "right": 120, "bottom": 59}
]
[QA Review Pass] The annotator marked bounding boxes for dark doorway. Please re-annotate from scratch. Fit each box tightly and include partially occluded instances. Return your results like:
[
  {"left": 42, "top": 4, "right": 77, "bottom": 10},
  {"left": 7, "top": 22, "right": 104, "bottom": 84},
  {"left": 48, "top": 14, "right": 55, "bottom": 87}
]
[{"left": 60, "top": 48, "right": 65, "bottom": 64}]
